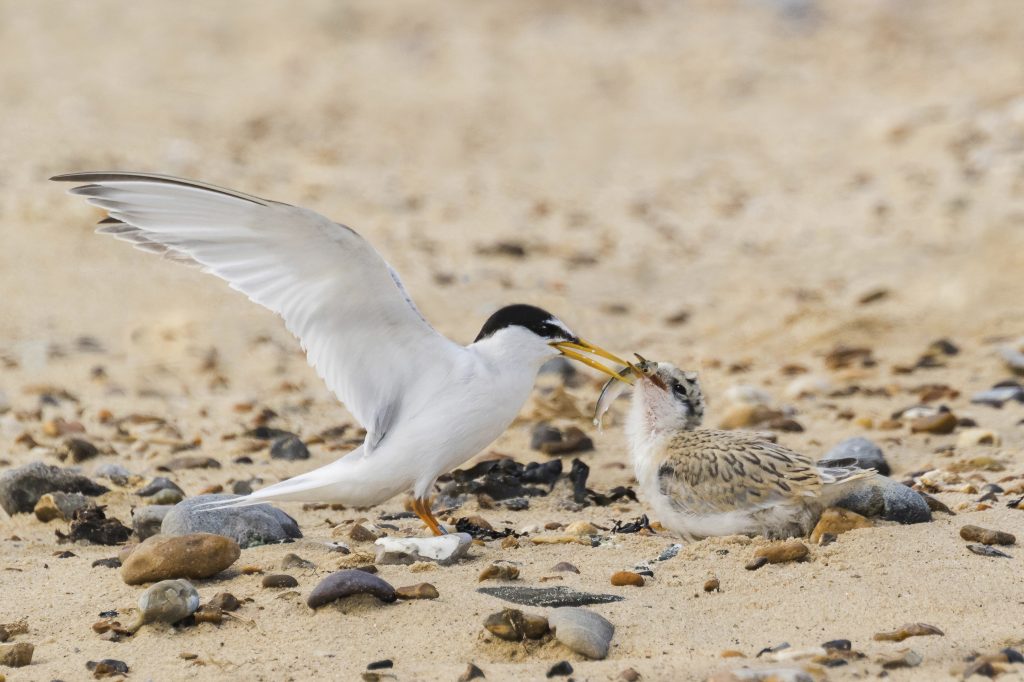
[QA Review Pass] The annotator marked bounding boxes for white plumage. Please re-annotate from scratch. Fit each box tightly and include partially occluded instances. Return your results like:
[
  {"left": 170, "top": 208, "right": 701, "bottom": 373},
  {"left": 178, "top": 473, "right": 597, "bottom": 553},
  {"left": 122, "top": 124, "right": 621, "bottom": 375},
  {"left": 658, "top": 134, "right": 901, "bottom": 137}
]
[{"left": 54, "top": 172, "right": 629, "bottom": 534}]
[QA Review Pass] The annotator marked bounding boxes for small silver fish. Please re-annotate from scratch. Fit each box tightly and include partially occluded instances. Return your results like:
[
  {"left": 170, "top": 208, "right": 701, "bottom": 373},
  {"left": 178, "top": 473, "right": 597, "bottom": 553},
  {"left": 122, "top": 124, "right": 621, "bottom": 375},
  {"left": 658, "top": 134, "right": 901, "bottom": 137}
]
[{"left": 592, "top": 355, "right": 657, "bottom": 428}]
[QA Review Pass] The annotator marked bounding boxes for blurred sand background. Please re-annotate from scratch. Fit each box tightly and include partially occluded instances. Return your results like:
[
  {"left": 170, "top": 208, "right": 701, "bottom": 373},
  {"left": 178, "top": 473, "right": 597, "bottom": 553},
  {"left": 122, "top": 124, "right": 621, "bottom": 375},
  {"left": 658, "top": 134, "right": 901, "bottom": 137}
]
[{"left": 1, "top": 1, "right": 1024, "bottom": 680}]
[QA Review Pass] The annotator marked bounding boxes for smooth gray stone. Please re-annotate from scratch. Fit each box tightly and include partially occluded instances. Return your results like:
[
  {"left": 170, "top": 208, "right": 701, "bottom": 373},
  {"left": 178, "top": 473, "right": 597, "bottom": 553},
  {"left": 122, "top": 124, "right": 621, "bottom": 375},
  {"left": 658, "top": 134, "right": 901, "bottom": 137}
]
[
  {"left": 161, "top": 494, "right": 301, "bottom": 549},
  {"left": 477, "top": 586, "right": 624, "bottom": 608},
  {"left": 0, "top": 461, "right": 109, "bottom": 514},
  {"left": 818, "top": 437, "right": 890, "bottom": 476},
  {"left": 831, "top": 476, "right": 931, "bottom": 524},
  {"left": 270, "top": 434, "right": 310, "bottom": 461},
  {"left": 133, "top": 505, "right": 172, "bottom": 540},
  {"left": 94, "top": 463, "right": 132, "bottom": 485},
  {"left": 549, "top": 607, "right": 615, "bottom": 660}
]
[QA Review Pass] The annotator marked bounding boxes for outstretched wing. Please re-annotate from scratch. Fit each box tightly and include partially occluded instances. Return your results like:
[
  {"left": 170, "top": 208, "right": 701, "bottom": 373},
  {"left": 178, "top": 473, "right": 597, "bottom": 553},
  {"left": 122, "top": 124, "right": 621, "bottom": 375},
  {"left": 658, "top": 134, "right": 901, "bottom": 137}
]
[{"left": 52, "top": 171, "right": 463, "bottom": 450}]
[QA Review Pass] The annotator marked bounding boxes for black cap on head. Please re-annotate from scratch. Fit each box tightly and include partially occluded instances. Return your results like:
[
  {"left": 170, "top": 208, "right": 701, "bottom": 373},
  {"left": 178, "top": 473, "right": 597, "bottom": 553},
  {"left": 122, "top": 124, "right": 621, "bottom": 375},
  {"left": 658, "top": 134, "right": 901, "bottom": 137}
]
[{"left": 474, "top": 304, "right": 578, "bottom": 343}]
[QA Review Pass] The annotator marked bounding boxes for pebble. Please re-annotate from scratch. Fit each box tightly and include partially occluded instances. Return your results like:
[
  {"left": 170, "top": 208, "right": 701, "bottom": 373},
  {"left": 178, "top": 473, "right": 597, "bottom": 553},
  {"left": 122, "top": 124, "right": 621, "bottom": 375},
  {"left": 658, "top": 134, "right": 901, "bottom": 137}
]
[
  {"left": 281, "top": 553, "right": 315, "bottom": 570},
  {"left": 270, "top": 434, "right": 310, "bottom": 460},
  {"left": 161, "top": 456, "right": 220, "bottom": 471},
  {"left": 744, "top": 557, "right": 769, "bottom": 571},
  {"left": 120, "top": 533, "right": 240, "bottom": 585},
  {"left": 33, "top": 491, "right": 90, "bottom": 522},
  {"left": 131, "top": 505, "right": 172, "bottom": 540},
  {"left": 0, "top": 643, "right": 33, "bottom": 668},
  {"left": 207, "top": 592, "right": 241, "bottom": 611},
  {"left": 395, "top": 583, "right": 439, "bottom": 600},
  {"left": 818, "top": 437, "right": 890, "bottom": 476},
  {"left": 551, "top": 562, "right": 580, "bottom": 574},
  {"left": 619, "top": 668, "right": 641, "bottom": 681},
  {"left": 873, "top": 622, "right": 944, "bottom": 642},
  {"left": 86, "top": 659, "right": 129, "bottom": 677},
  {"left": 530, "top": 423, "right": 563, "bottom": 450},
  {"left": 1000, "top": 342, "right": 1024, "bottom": 374},
  {"left": 483, "top": 608, "right": 549, "bottom": 641},
  {"left": 548, "top": 607, "right": 615, "bottom": 660},
  {"left": 149, "top": 488, "right": 186, "bottom": 506},
  {"left": 547, "top": 661, "right": 574, "bottom": 678},
  {"left": 374, "top": 533, "right": 472, "bottom": 566},
  {"left": 137, "top": 477, "right": 185, "bottom": 499},
  {"left": 967, "top": 544, "right": 1012, "bottom": 558},
  {"left": 478, "top": 563, "right": 520, "bottom": 581},
  {"left": 59, "top": 505, "right": 131, "bottom": 545},
  {"left": 307, "top": 569, "right": 397, "bottom": 608},
  {"left": 657, "top": 543, "right": 683, "bottom": 561},
  {"left": 877, "top": 649, "right": 923, "bottom": 670},
  {"left": 538, "top": 426, "right": 594, "bottom": 456},
  {"left": 831, "top": 476, "right": 932, "bottom": 524},
  {"left": 348, "top": 523, "right": 384, "bottom": 542},
  {"left": 960, "top": 525, "right": 1015, "bottom": 545},
  {"left": 58, "top": 437, "right": 100, "bottom": 463},
  {"left": 957, "top": 428, "right": 1001, "bottom": 447},
  {"left": 753, "top": 540, "right": 809, "bottom": 565},
  {"left": 131, "top": 579, "right": 199, "bottom": 631},
  {"left": 704, "top": 578, "right": 720, "bottom": 592},
  {"left": 565, "top": 521, "right": 599, "bottom": 536},
  {"left": 92, "top": 558, "right": 121, "bottom": 569},
  {"left": 458, "top": 663, "right": 486, "bottom": 681},
  {"left": 94, "top": 463, "right": 132, "bottom": 485},
  {"left": 262, "top": 574, "right": 298, "bottom": 588},
  {"left": 0, "top": 462, "right": 109, "bottom": 515},
  {"left": 610, "top": 571, "right": 644, "bottom": 587},
  {"left": 161, "top": 494, "right": 302, "bottom": 549},
  {"left": 477, "top": 586, "right": 624, "bottom": 608},
  {"left": 809, "top": 507, "right": 872, "bottom": 544},
  {"left": 910, "top": 412, "right": 958, "bottom": 434},
  {"left": 971, "top": 385, "right": 1024, "bottom": 407}
]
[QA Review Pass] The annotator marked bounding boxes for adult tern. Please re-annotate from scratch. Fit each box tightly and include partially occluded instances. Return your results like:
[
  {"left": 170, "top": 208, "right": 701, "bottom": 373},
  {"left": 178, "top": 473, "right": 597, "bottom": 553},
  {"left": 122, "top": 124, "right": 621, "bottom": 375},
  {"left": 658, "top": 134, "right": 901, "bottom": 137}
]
[{"left": 53, "top": 172, "right": 633, "bottom": 535}]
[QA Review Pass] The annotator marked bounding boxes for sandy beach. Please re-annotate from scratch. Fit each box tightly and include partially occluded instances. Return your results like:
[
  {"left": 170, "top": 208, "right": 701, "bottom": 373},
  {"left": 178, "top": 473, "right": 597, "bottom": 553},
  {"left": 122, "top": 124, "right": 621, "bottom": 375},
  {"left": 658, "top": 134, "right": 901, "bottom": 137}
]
[{"left": 1, "top": 1, "right": 1024, "bottom": 679}]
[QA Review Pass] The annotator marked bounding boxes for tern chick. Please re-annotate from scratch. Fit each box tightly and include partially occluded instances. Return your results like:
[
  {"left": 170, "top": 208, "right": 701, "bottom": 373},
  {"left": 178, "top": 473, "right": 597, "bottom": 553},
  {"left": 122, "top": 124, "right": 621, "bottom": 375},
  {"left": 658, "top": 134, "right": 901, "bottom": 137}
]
[{"left": 625, "top": 360, "right": 875, "bottom": 540}]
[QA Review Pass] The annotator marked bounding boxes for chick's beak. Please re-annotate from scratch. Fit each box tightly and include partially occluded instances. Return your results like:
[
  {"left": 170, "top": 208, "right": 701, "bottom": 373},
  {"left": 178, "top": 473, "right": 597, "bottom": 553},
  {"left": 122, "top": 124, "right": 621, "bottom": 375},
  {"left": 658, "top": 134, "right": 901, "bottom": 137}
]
[{"left": 550, "top": 338, "right": 635, "bottom": 385}]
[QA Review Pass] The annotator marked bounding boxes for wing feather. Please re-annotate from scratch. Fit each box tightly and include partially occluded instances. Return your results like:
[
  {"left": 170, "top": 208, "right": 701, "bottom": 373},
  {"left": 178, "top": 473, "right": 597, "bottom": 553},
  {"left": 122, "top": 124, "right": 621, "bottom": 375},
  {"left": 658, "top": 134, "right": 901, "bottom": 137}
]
[{"left": 53, "top": 171, "right": 463, "bottom": 447}]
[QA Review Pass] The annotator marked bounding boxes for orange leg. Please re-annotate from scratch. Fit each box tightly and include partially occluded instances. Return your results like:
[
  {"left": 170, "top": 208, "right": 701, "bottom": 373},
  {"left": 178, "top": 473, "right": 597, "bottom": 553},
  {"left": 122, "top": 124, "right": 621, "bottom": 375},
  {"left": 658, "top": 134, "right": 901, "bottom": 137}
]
[{"left": 412, "top": 498, "right": 446, "bottom": 536}]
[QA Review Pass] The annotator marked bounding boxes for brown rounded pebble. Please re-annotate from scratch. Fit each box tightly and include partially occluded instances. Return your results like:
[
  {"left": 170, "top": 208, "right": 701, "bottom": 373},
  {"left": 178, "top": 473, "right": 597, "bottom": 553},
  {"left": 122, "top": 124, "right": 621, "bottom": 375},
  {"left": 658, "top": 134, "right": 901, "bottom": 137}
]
[
  {"left": 206, "top": 592, "right": 241, "bottom": 612},
  {"left": 483, "top": 608, "right": 549, "bottom": 641},
  {"left": 463, "top": 515, "right": 493, "bottom": 531},
  {"left": 478, "top": 563, "right": 520, "bottom": 582},
  {"left": 753, "top": 540, "right": 809, "bottom": 564},
  {"left": 910, "top": 412, "right": 957, "bottom": 434},
  {"left": 262, "top": 574, "right": 298, "bottom": 588},
  {"left": 744, "top": 557, "right": 769, "bottom": 571},
  {"left": 610, "top": 571, "right": 644, "bottom": 587},
  {"left": 873, "top": 622, "right": 944, "bottom": 642},
  {"left": 703, "top": 577, "right": 720, "bottom": 592},
  {"left": 307, "top": 569, "right": 397, "bottom": 608},
  {"left": 348, "top": 523, "right": 382, "bottom": 542},
  {"left": 500, "top": 536, "right": 519, "bottom": 549},
  {"left": 960, "top": 525, "right": 1016, "bottom": 546},
  {"left": 619, "top": 667, "right": 641, "bottom": 681},
  {"left": 810, "top": 507, "right": 872, "bottom": 544},
  {"left": 0, "top": 642, "right": 33, "bottom": 668},
  {"left": 395, "top": 583, "right": 439, "bottom": 600},
  {"left": 120, "top": 533, "right": 240, "bottom": 585}
]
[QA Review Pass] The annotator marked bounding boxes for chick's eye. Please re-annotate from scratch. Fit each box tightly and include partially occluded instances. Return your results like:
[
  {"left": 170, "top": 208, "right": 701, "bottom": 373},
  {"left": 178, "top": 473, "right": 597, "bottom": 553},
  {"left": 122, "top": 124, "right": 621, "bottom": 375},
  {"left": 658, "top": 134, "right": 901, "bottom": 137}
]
[{"left": 672, "top": 382, "right": 687, "bottom": 396}]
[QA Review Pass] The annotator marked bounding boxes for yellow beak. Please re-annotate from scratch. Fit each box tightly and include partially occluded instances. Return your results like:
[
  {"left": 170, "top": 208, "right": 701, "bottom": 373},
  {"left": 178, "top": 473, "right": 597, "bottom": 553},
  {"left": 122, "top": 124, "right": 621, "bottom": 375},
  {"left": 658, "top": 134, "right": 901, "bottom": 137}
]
[{"left": 550, "top": 338, "right": 635, "bottom": 385}]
